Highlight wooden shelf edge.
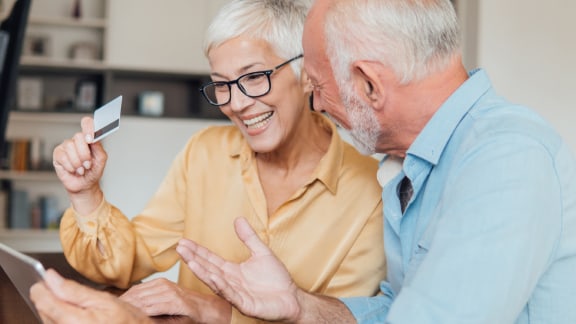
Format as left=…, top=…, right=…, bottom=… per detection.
left=29, top=16, right=107, bottom=28
left=21, top=56, right=107, bottom=70
left=9, top=110, right=89, bottom=124
left=20, top=57, right=213, bottom=76
left=0, top=229, right=62, bottom=253
left=0, top=170, right=58, bottom=181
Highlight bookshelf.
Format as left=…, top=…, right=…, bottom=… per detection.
left=0, top=0, right=230, bottom=253
left=0, top=111, right=80, bottom=235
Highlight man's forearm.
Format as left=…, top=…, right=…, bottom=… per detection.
left=294, top=289, right=356, bottom=324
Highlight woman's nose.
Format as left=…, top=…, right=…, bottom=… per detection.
left=228, top=84, right=254, bottom=112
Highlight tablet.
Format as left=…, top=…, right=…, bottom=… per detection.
left=0, top=242, right=46, bottom=321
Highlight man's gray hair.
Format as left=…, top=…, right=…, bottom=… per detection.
left=325, top=0, right=461, bottom=85
left=204, top=0, right=311, bottom=78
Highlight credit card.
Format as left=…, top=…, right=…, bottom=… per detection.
left=93, top=95, right=122, bottom=143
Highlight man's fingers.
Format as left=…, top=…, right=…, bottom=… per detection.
left=184, top=254, right=240, bottom=303
left=178, top=239, right=240, bottom=297
left=234, top=217, right=271, bottom=257
left=178, top=238, right=227, bottom=268
left=119, top=278, right=172, bottom=310
left=177, top=241, right=224, bottom=280
left=30, top=280, right=82, bottom=324
left=43, top=269, right=108, bottom=307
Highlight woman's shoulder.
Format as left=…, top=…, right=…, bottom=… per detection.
left=340, top=141, right=379, bottom=171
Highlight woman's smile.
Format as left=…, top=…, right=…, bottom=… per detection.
left=243, top=111, right=274, bottom=130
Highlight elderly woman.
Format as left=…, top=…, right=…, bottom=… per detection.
left=52, top=0, right=385, bottom=323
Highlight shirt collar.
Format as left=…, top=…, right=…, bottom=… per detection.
left=406, top=68, right=492, bottom=165
left=229, top=112, right=343, bottom=194
left=311, top=113, right=343, bottom=194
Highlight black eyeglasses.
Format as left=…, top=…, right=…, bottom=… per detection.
left=199, top=54, right=303, bottom=107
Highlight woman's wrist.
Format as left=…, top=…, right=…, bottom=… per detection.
left=69, top=186, right=104, bottom=216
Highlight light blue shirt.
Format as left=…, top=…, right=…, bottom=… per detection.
left=342, top=69, right=576, bottom=323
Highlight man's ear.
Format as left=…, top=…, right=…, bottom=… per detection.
left=300, top=69, right=314, bottom=93
left=351, top=61, right=386, bottom=110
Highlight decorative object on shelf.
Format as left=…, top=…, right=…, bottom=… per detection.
left=75, top=80, right=97, bottom=111
left=23, top=34, right=51, bottom=57
left=3, top=138, right=31, bottom=171
left=1, top=138, right=50, bottom=171
left=44, top=95, right=74, bottom=112
left=28, top=137, right=43, bottom=171
left=72, top=0, right=82, bottom=19
left=69, top=42, right=99, bottom=61
left=138, top=91, right=164, bottom=117
left=38, top=195, right=61, bottom=229
left=17, top=77, right=43, bottom=110
left=9, top=189, right=29, bottom=229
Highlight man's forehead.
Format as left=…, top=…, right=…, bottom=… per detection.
left=303, top=1, right=331, bottom=60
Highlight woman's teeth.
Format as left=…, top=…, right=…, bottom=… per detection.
left=244, top=112, right=273, bottom=129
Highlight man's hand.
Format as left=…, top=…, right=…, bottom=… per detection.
left=120, top=277, right=232, bottom=323
left=30, top=269, right=152, bottom=324
left=177, top=217, right=302, bottom=322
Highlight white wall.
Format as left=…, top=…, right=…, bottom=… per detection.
left=472, top=0, right=576, bottom=152
left=106, top=0, right=229, bottom=73
left=100, top=117, right=229, bottom=217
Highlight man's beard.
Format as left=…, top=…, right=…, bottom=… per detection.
left=342, top=89, right=380, bottom=155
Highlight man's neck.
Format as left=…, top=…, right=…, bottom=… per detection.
left=376, top=55, right=469, bottom=157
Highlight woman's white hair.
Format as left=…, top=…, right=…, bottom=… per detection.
left=204, top=0, right=311, bottom=78
left=325, top=0, right=461, bottom=85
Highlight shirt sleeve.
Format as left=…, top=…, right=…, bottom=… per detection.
left=386, top=134, right=563, bottom=323
left=60, top=146, right=191, bottom=288
left=340, top=281, right=394, bottom=323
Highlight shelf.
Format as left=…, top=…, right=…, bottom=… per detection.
left=0, top=170, right=58, bottom=181
left=29, top=15, right=107, bottom=28
left=0, top=229, right=61, bottom=252
left=21, top=55, right=107, bottom=70
left=9, top=110, right=89, bottom=124
left=108, top=65, right=208, bottom=77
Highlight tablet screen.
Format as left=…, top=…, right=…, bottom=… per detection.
left=0, top=242, right=46, bottom=321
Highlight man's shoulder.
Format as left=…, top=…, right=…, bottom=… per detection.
left=464, top=102, right=563, bottom=154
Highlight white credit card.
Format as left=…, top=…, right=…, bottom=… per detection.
left=93, top=95, right=122, bottom=143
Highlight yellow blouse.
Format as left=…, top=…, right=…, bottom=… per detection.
left=60, top=113, right=385, bottom=323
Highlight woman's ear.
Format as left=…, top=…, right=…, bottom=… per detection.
left=351, top=61, right=386, bottom=111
